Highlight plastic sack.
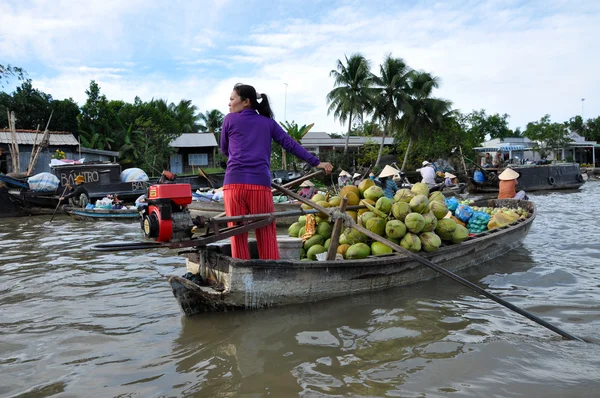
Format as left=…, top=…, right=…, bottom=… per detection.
left=467, top=211, right=491, bottom=233
left=85, top=203, right=95, bottom=210
left=120, top=168, right=149, bottom=182
left=27, top=172, right=60, bottom=192
left=487, top=212, right=520, bottom=230
left=446, top=197, right=459, bottom=212
left=455, top=204, right=473, bottom=223
left=473, top=170, right=485, bottom=183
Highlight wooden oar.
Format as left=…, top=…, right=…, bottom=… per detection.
left=271, top=182, right=586, bottom=343
left=49, top=186, right=69, bottom=222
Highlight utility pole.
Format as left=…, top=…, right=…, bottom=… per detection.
left=284, top=82, right=288, bottom=122
left=581, top=98, right=585, bottom=120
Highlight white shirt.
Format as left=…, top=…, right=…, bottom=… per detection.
left=417, top=166, right=436, bottom=185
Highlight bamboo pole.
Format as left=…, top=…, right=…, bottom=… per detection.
left=27, top=110, right=53, bottom=175
left=326, top=196, right=348, bottom=260
left=8, top=111, right=20, bottom=173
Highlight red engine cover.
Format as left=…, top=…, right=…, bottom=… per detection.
left=148, top=184, right=192, bottom=206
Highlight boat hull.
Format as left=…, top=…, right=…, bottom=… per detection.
left=169, top=199, right=535, bottom=316
left=64, top=206, right=141, bottom=222
left=187, top=200, right=302, bottom=226
left=469, top=164, right=585, bottom=193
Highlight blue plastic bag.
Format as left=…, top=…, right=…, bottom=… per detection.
left=467, top=211, right=491, bottom=233
left=85, top=203, right=95, bottom=210
left=455, top=204, right=473, bottom=223
left=446, top=197, right=459, bottom=212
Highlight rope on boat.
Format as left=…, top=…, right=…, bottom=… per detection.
left=330, top=209, right=354, bottom=227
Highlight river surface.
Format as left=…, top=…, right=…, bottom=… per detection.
left=1, top=184, right=600, bottom=397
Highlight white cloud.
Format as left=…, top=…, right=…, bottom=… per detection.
left=2, top=0, right=599, bottom=136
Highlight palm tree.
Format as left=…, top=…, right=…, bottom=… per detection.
left=171, top=99, right=200, bottom=133
left=280, top=121, right=314, bottom=170
left=399, top=71, right=453, bottom=171
left=118, top=122, right=144, bottom=168
left=198, top=109, right=225, bottom=168
left=326, top=54, right=374, bottom=153
left=371, top=55, right=411, bottom=169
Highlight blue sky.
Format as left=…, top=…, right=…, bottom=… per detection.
left=1, top=0, right=599, bottom=135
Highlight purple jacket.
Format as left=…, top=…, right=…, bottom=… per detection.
left=220, top=109, right=320, bottom=187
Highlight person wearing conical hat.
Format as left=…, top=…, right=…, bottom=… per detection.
left=498, top=168, right=527, bottom=199
left=337, top=170, right=352, bottom=187
left=298, top=180, right=316, bottom=199
left=61, top=175, right=90, bottom=208
left=352, top=172, right=362, bottom=187
left=444, top=172, right=458, bottom=187
left=378, top=165, right=400, bottom=199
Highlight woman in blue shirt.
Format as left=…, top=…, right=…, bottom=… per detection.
left=378, top=165, right=400, bottom=199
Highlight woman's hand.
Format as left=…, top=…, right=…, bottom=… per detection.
left=316, top=162, right=333, bottom=174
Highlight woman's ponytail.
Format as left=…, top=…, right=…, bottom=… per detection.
left=256, top=93, right=274, bottom=119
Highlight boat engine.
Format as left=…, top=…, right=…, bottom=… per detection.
left=140, top=183, right=194, bottom=242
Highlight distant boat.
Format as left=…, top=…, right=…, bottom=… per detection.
left=63, top=206, right=141, bottom=222
left=468, top=163, right=585, bottom=193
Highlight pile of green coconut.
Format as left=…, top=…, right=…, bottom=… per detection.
left=288, top=180, right=470, bottom=261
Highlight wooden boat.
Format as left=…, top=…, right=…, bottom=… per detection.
left=468, top=163, right=585, bottom=193
left=63, top=206, right=141, bottom=221
left=168, top=198, right=535, bottom=316
left=188, top=199, right=303, bottom=226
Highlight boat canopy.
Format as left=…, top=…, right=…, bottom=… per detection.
left=474, top=145, right=526, bottom=152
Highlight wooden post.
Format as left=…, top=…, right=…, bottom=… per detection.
left=27, top=110, right=53, bottom=176
left=8, top=111, right=20, bottom=174
left=458, top=146, right=468, bottom=178
left=326, top=197, right=348, bottom=260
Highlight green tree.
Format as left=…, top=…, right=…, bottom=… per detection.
left=0, top=64, right=26, bottom=87
left=171, top=99, right=200, bottom=133
left=279, top=121, right=314, bottom=170
left=327, top=53, right=374, bottom=153
left=51, top=98, right=80, bottom=133
left=524, top=114, right=573, bottom=159
left=465, top=110, right=515, bottom=140
left=583, top=116, right=600, bottom=142
left=371, top=54, right=411, bottom=169
left=398, top=71, right=453, bottom=170
left=0, top=80, right=53, bottom=129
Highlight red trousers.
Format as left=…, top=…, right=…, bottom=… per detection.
left=223, top=184, right=280, bottom=260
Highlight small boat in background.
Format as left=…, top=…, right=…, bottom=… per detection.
left=63, top=206, right=141, bottom=222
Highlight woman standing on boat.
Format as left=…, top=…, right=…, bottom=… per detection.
left=221, top=83, right=333, bottom=260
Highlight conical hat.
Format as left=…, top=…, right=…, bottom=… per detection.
left=299, top=180, right=315, bottom=187
left=352, top=173, right=361, bottom=179
left=379, top=165, right=400, bottom=178
left=498, top=168, right=519, bottom=180
left=339, top=170, right=351, bottom=177
left=444, top=172, right=456, bottom=179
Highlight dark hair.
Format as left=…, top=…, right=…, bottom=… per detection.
left=233, top=83, right=274, bottom=118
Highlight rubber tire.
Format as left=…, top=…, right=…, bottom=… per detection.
left=577, top=174, right=584, bottom=182
left=143, top=213, right=158, bottom=238
left=548, top=176, right=555, bottom=185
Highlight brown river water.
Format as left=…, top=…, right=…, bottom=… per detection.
left=1, top=184, right=600, bottom=397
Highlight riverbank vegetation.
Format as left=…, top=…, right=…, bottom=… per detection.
left=1, top=61, right=599, bottom=175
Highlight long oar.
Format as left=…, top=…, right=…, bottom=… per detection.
left=49, top=186, right=69, bottom=222
left=271, top=182, right=585, bottom=343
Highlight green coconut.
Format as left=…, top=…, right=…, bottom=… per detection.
left=317, top=221, right=332, bottom=239
left=375, top=197, right=394, bottom=215
left=400, top=232, right=421, bottom=252
left=394, top=188, right=414, bottom=203
left=421, top=211, right=438, bottom=232
left=411, top=182, right=430, bottom=197
left=391, top=201, right=411, bottom=222
left=345, top=228, right=368, bottom=244
left=420, top=232, right=442, bottom=252
left=409, top=194, right=429, bottom=214
left=358, top=211, right=377, bottom=227
left=307, top=244, right=326, bottom=260
left=371, top=241, right=393, bottom=255
left=404, top=212, right=426, bottom=234
left=451, top=224, right=470, bottom=244
left=298, top=226, right=306, bottom=238
left=385, top=219, right=407, bottom=239
left=288, top=222, right=302, bottom=237
left=297, top=215, right=307, bottom=225
left=363, top=185, right=385, bottom=202
left=435, top=218, right=457, bottom=241
left=346, top=242, right=371, bottom=259
left=304, top=234, right=324, bottom=250
left=428, top=191, right=445, bottom=203
left=365, top=217, right=386, bottom=237
left=428, top=200, right=449, bottom=220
